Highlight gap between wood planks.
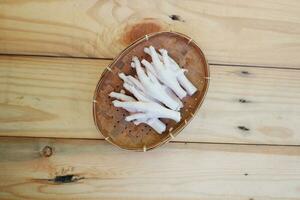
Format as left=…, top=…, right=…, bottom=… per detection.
left=1, top=53, right=300, bottom=71
left=0, top=135, right=299, bottom=148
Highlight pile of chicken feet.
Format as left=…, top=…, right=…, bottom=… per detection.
left=109, top=46, right=197, bottom=134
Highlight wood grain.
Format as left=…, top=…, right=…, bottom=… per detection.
left=0, top=55, right=102, bottom=138
left=1, top=0, right=300, bottom=67
left=0, top=137, right=300, bottom=200
left=0, top=55, right=299, bottom=145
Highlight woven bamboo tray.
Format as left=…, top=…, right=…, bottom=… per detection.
left=93, top=32, right=209, bottom=151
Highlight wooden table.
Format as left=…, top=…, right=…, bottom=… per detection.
left=0, top=1, right=300, bottom=199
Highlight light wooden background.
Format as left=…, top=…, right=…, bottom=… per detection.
left=0, top=0, right=300, bottom=199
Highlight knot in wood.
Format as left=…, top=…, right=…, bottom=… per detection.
left=42, top=145, right=53, bottom=157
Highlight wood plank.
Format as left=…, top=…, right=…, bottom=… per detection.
left=0, top=0, right=300, bottom=67
left=0, top=137, right=300, bottom=200
left=0, top=55, right=299, bottom=145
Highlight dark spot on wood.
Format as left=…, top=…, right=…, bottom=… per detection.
left=122, top=20, right=164, bottom=45
left=239, top=98, right=250, bottom=103
left=244, top=173, right=248, bottom=176
left=241, top=70, right=250, bottom=75
left=239, top=99, right=246, bottom=103
left=49, top=175, right=84, bottom=184
left=238, top=126, right=250, bottom=131
left=169, top=14, right=185, bottom=22
left=249, top=198, right=254, bottom=200
left=42, top=146, right=53, bottom=157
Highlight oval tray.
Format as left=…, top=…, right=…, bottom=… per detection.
left=93, top=32, right=209, bottom=151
